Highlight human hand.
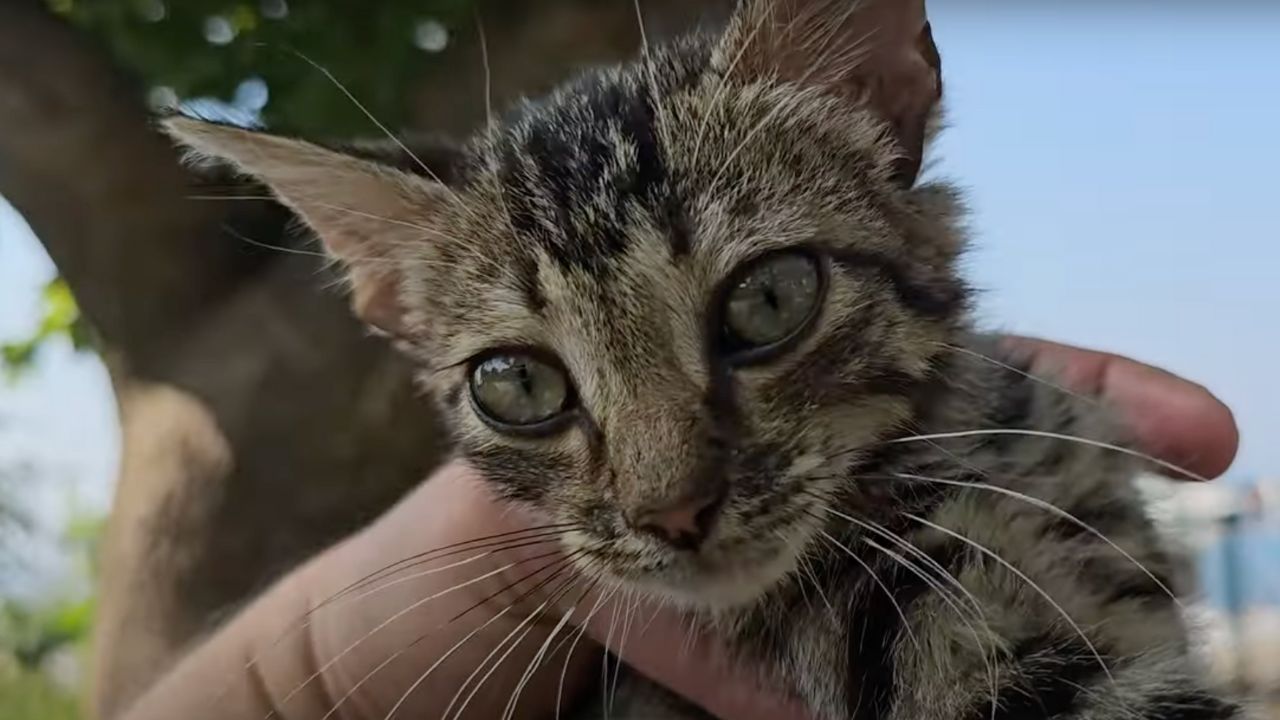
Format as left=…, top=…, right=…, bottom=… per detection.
left=122, top=338, right=1238, bottom=720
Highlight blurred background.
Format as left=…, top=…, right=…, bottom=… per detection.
left=0, top=1, right=1276, bottom=718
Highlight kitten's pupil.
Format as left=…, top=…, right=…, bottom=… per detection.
left=470, top=353, right=571, bottom=430
left=722, top=252, right=823, bottom=361
left=762, top=286, right=780, bottom=311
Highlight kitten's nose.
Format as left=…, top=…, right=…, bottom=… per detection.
left=630, top=491, right=725, bottom=551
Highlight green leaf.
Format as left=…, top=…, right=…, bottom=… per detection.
left=1, top=278, right=97, bottom=382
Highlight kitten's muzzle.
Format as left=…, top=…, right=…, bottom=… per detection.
left=627, top=487, right=727, bottom=551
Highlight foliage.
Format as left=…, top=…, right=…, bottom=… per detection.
left=0, top=662, right=82, bottom=720
left=0, top=278, right=95, bottom=382
left=50, top=0, right=487, bottom=136
left=0, top=464, right=32, bottom=548
left=0, top=510, right=102, bottom=720
left=0, top=599, right=94, bottom=670
left=0, top=508, right=101, bottom=665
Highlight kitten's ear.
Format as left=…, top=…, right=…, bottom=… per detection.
left=719, top=0, right=942, bottom=186
left=163, top=116, right=447, bottom=337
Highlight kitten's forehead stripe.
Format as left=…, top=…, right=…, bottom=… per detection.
left=481, top=44, right=710, bottom=276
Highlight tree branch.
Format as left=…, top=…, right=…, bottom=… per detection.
left=0, top=2, right=265, bottom=370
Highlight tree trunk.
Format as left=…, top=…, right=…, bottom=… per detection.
left=0, top=1, right=730, bottom=717
left=0, top=5, right=448, bottom=716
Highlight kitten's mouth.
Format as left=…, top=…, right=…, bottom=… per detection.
left=590, top=520, right=814, bottom=610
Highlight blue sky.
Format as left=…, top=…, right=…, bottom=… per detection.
left=926, top=3, right=1279, bottom=478
left=0, top=4, right=1277, bottom=599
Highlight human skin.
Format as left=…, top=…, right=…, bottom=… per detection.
left=121, top=336, right=1239, bottom=720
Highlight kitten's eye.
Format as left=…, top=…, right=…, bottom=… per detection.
left=721, top=251, right=823, bottom=361
left=470, top=353, right=572, bottom=431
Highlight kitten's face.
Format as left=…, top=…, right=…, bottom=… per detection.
left=167, top=0, right=962, bottom=609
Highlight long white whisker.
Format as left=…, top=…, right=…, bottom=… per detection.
left=608, top=590, right=636, bottom=716
left=442, top=610, right=545, bottom=720
left=806, top=497, right=1000, bottom=711
left=888, top=429, right=1209, bottom=482
left=904, top=513, right=1115, bottom=683
left=860, top=535, right=1002, bottom=716
left=807, top=499, right=985, bottom=619
left=368, top=554, right=577, bottom=720
left=936, top=342, right=1099, bottom=411
left=284, top=48, right=477, bottom=220
left=706, top=98, right=795, bottom=198
left=501, top=576, right=594, bottom=720
left=444, top=571, right=581, bottom=720
left=818, top=530, right=920, bottom=651
left=556, top=583, right=619, bottom=720
left=890, top=471, right=1183, bottom=608
left=321, top=602, right=516, bottom=720
left=216, top=526, right=574, bottom=713
left=692, top=3, right=769, bottom=172
left=631, top=0, right=649, bottom=53
left=273, top=553, right=555, bottom=715
left=315, top=552, right=567, bottom=720
left=475, top=9, right=495, bottom=129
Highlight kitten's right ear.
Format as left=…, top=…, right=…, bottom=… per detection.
left=718, top=0, right=942, bottom=187
left=163, top=116, right=450, bottom=337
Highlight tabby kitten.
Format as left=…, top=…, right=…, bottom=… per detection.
left=166, top=0, right=1248, bottom=718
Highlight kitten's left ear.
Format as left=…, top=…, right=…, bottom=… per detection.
left=164, top=116, right=449, bottom=337
left=719, top=0, right=942, bottom=186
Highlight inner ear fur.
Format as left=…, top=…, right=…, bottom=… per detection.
left=718, top=0, right=943, bottom=186
left=163, top=116, right=454, bottom=336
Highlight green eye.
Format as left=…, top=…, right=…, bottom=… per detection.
left=721, top=251, right=823, bottom=360
left=470, top=353, right=572, bottom=430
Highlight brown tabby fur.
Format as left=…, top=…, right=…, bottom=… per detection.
left=165, top=1, right=1249, bottom=718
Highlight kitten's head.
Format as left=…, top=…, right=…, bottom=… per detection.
left=167, top=0, right=967, bottom=609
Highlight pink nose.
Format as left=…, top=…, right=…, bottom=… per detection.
left=631, top=491, right=725, bottom=550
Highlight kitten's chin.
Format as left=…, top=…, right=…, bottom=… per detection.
left=618, top=539, right=805, bottom=611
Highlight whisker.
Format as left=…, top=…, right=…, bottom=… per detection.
left=691, top=2, right=769, bottom=171
left=887, top=429, right=1209, bottom=482
left=214, top=524, right=574, bottom=711
left=438, top=567, right=583, bottom=720
left=600, top=586, right=626, bottom=720
left=904, top=513, right=1115, bottom=683
left=215, top=223, right=448, bottom=268
left=376, top=552, right=582, bottom=720
left=217, top=224, right=341, bottom=262
left=268, top=549, right=563, bottom=715
left=475, top=8, right=495, bottom=130
left=316, top=549, right=578, bottom=720
left=556, top=582, right=619, bottom=720
left=793, top=497, right=972, bottom=614
left=193, top=193, right=442, bottom=235
left=608, top=589, right=642, bottom=716
left=501, top=568, right=602, bottom=720
left=859, top=534, right=1003, bottom=720
left=282, top=47, right=478, bottom=221
left=797, top=492, right=986, bottom=618
left=885, top=471, right=1183, bottom=608
left=935, top=342, right=1099, bottom=411
left=631, top=0, right=649, bottom=54
left=322, top=524, right=578, bottom=609
left=706, top=98, right=795, bottom=198
left=817, top=530, right=920, bottom=651
left=784, top=527, right=835, bottom=617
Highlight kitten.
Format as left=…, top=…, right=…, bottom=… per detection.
left=165, top=0, right=1249, bottom=718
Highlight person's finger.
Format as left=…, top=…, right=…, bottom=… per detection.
left=579, top=605, right=813, bottom=720
left=123, top=465, right=600, bottom=720
left=999, top=336, right=1239, bottom=480
left=295, top=466, right=599, bottom=720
